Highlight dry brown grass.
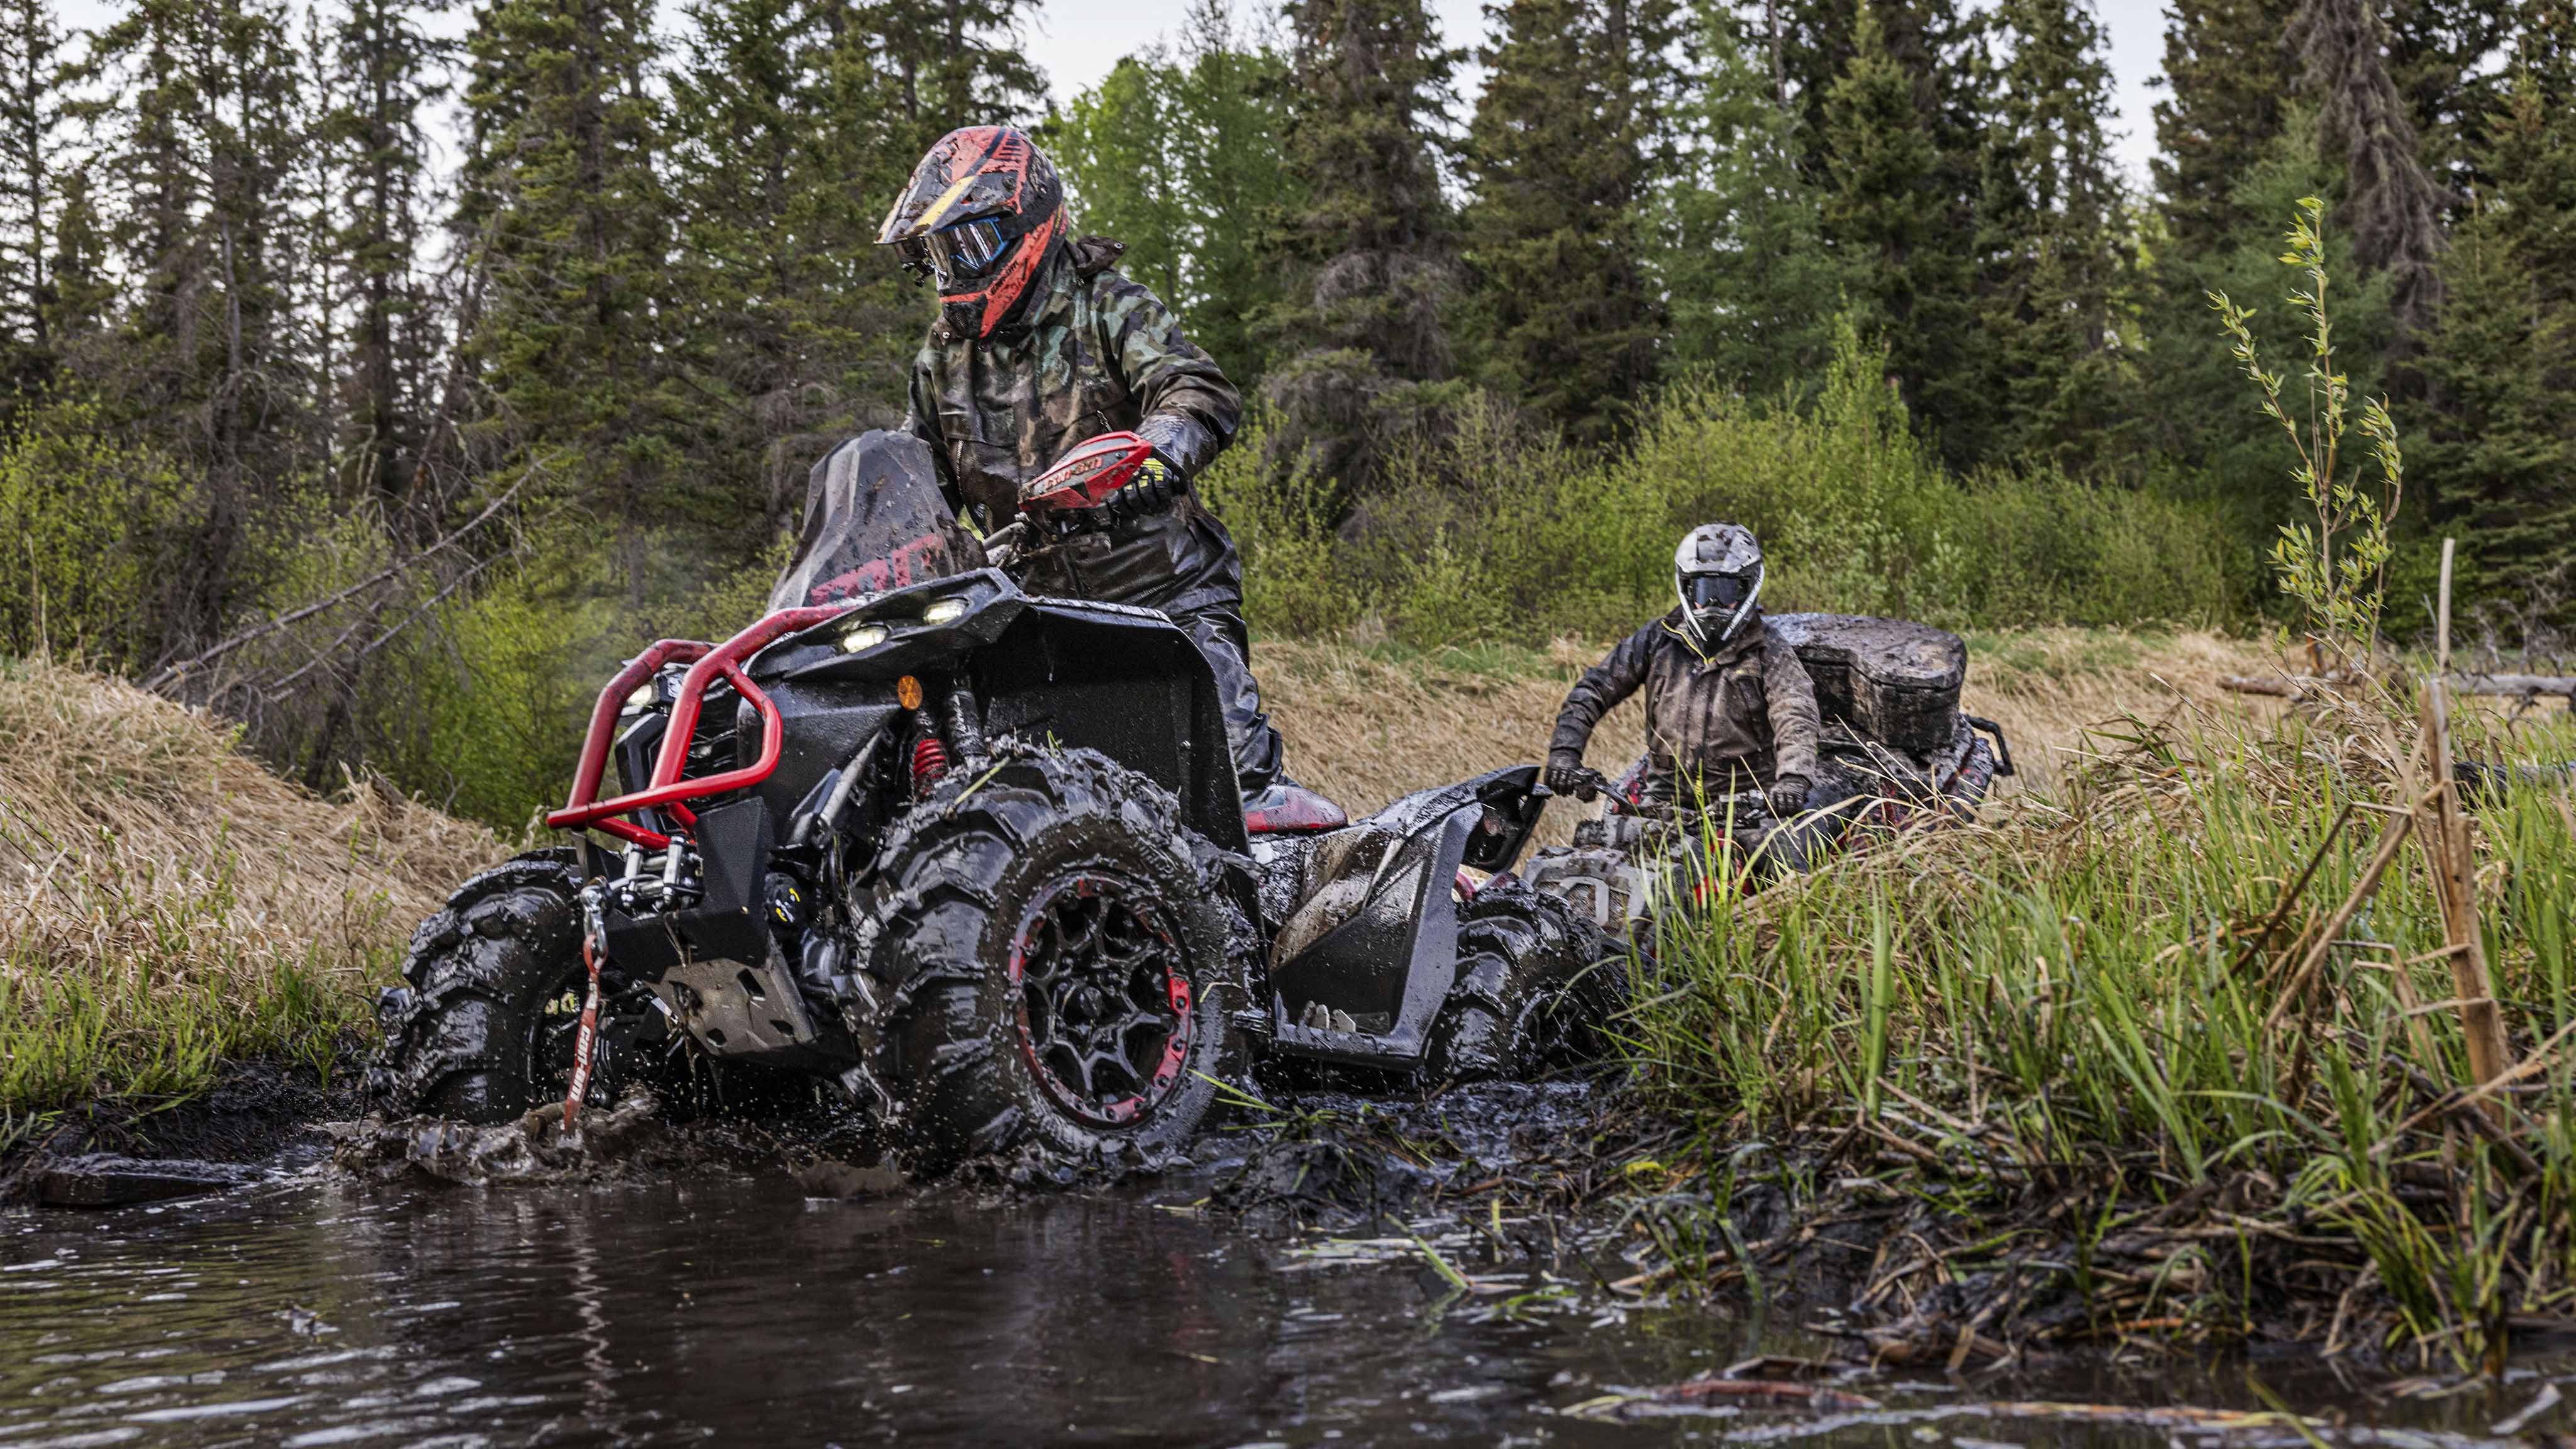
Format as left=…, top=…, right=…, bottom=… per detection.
left=1, top=655, right=501, bottom=1114
left=1260, top=627, right=2287, bottom=841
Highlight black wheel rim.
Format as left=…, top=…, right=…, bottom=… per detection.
left=1008, top=873, right=1192, bottom=1127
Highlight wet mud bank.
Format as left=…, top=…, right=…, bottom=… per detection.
left=0, top=1050, right=364, bottom=1208
left=11, top=1074, right=2576, bottom=1446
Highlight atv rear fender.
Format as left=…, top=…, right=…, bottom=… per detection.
left=1263, top=766, right=1545, bottom=1067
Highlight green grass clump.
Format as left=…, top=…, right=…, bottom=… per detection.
left=1, top=654, right=499, bottom=1124
left=1623, top=708, right=2576, bottom=1363
left=0, top=845, right=376, bottom=1117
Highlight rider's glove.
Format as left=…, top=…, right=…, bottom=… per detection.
left=1106, top=452, right=1184, bottom=522
left=1545, top=752, right=1597, bottom=801
left=1767, top=774, right=1811, bottom=816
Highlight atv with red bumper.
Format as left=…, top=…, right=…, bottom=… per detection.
left=369, top=431, right=1611, bottom=1172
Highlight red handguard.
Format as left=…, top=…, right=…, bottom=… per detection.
left=1019, top=431, right=1152, bottom=516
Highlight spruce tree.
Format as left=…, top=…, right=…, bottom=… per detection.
left=1971, top=0, right=2130, bottom=468
left=1820, top=0, right=1981, bottom=458
left=1262, top=0, right=1458, bottom=495
left=0, top=0, right=67, bottom=398
left=455, top=0, right=689, bottom=571
left=859, top=0, right=1044, bottom=150
left=316, top=0, right=448, bottom=512
left=2150, top=0, right=2299, bottom=257
left=1462, top=0, right=1679, bottom=441
left=2292, top=0, right=2449, bottom=331
left=667, top=0, right=918, bottom=543
left=2420, top=31, right=2576, bottom=614
left=1663, top=0, right=1849, bottom=395
left=1772, top=0, right=1979, bottom=182
left=2383, top=0, right=2514, bottom=202
left=75, top=0, right=316, bottom=655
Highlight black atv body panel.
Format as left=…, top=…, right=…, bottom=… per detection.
left=739, top=570, right=1246, bottom=853
left=587, top=568, right=1252, bottom=1064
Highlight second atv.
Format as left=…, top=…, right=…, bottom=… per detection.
left=1512, top=613, right=2014, bottom=940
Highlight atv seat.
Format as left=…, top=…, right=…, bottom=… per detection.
left=1243, top=782, right=1348, bottom=835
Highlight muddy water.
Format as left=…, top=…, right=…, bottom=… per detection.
left=2, top=1150, right=2566, bottom=1448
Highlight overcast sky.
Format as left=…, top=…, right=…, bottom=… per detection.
left=1032, top=0, right=2172, bottom=183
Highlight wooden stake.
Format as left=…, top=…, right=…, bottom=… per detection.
left=2263, top=804, right=2421, bottom=1033
left=2422, top=538, right=2513, bottom=1124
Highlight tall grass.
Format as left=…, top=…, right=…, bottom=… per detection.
left=1622, top=704, right=2576, bottom=1362
left=1203, top=321, right=2257, bottom=647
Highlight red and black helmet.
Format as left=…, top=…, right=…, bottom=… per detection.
left=879, top=126, right=1068, bottom=340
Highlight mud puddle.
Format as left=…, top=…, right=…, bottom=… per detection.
left=6, top=1093, right=2575, bottom=1446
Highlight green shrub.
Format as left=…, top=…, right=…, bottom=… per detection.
left=0, top=396, right=191, bottom=667
left=1206, top=319, right=2259, bottom=645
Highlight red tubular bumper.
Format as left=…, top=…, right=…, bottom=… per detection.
left=544, top=606, right=852, bottom=845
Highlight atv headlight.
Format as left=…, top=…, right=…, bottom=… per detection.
left=620, top=684, right=655, bottom=714
left=919, top=596, right=970, bottom=626
left=838, top=623, right=891, bottom=653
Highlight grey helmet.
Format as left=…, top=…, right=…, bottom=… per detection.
left=1675, top=523, right=1764, bottom=647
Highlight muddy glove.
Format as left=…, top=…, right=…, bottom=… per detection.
left=1106, top=452, right=1184, bottom=523
left=1767, top=774, right=1811, bottom=816
left=1545, top=752, right=1597, bottom=801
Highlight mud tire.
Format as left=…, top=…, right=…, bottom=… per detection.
left=863, top=747, right=1236, bottom=1175
left=1427, top=879, right=1621, bottom=1082
left=369, top=849, right=674, bottom=1123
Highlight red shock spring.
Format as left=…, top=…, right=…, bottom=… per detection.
left=911, top=736, right=951, bottom=789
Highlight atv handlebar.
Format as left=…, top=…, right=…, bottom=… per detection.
left=546, top=604, right=854, bottom=846
left=1541, top=765, right=1768, bottom=823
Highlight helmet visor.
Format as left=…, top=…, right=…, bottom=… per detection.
left=929, top=218, right=1008, bottom=288
left=1684, top=572, right=1755, bottom=614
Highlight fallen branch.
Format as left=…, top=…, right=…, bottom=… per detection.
left=140, top=458, right=547, bottom=694
left=2220, top=672, right=2575, bottom=704
left=1648, top=1377, right=1882, bottom=1411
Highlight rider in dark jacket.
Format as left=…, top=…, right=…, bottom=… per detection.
left=1547, top=524, right=1821, bottom=818
left=881, top=125, right=1284, bottom=796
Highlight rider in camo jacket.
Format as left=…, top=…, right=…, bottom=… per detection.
left=882, top=125, right=1284, bottom=797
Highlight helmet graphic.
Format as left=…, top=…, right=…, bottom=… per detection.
left=1674, top=523, right=1764, bottom=647
left=879, top=126, right=1068, bottom=340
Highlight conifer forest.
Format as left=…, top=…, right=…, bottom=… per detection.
left=0, top=0, right=2568, bottom=825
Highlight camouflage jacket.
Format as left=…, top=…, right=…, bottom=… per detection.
left=902, top=237, right=1245, bottom=609
left=1550, top=611, right=1821, bottom=795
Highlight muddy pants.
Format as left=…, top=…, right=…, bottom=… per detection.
left=1171, top=602, right=1283, bottom=795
